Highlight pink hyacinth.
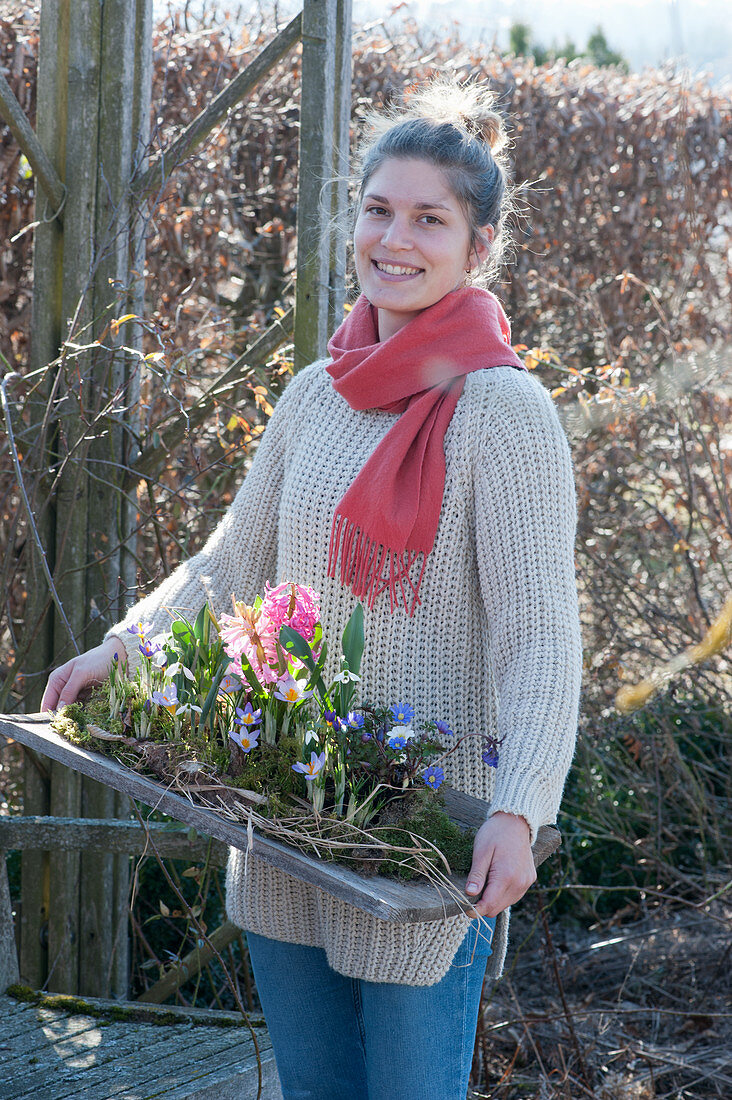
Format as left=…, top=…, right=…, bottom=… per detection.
left=219, top=583, right=320, bottom=686
left=219, top=602, right=279, bottom=685
left=259, top=582, right=320, bottom=643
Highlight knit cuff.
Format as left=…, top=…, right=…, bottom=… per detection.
left=486, top=768, right=562, bottom=846
left=104, top=628, right=142, bottom=676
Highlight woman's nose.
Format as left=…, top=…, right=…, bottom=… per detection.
left=380, top=217, right=412, bottom=251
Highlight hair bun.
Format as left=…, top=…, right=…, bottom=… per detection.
left=404, top=78, right=509, bottom=156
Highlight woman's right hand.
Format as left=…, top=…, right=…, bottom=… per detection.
left=41, top=635, right=127, bottom=712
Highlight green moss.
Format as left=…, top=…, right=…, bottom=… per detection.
left=49, top=712, right=86, bottom=743
left=5, top=985, right=264, bottom=1028
left=369, top=792, right=475, bottom=879
left=6, top=983, right=36, bottom=1003
left=230, top=736, right=302, bottom=800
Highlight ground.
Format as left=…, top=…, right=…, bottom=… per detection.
left=470, top=904, right=732, bottom=1100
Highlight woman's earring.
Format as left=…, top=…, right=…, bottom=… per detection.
left=463, top=267, right=473, bottom=286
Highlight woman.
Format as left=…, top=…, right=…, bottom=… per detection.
left=43, top=80, right=582, bottom=1099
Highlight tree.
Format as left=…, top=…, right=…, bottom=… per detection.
left=586, top=28, right=628, bottom=70
left=509, top=22, right=531, bottom=57
left=507, top=21, right=626, bottom=70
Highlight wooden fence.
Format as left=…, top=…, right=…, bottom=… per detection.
left=0, top=0, right=352, bottom=997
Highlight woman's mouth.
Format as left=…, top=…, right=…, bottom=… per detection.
left=372, top=260, right=423, bottom=280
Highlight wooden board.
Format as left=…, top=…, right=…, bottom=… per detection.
left=0, top=993, right=282, bottom=1100
left=0, top=715, right=559, bottom=924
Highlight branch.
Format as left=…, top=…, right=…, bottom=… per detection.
left=0, top=68, right=65, bottom=217
left=0, top=367, right=79, bottom=655
left=130, top=306, right=293, bottom=480
left=134, top=13, right=302, bottom=198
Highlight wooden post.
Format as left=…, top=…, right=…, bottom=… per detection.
left=0, top=855, right=20, bottom=992
left=329, top=0, right=353, bottom=332
left=21, top=0, right=69, bottom=993
left=21, top=0, right=153, bottom=998
left=293, top=0, right=352, bottom=368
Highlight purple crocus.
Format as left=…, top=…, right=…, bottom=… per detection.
left=324, top=710, right=346, bottom=733
left=127, top=620, right=154, bottom=639
left=152, top=683, right=178, bottom=713
left=235, top=702, right=262, bottom=729
left=292, top=751, right=326, bottom=779
left=229, top=728, right=259, bottom=753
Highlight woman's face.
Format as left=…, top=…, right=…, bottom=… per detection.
left=353, top=156, right=488, bottom=342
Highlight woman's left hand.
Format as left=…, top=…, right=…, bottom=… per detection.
left=465, top=811, right=537, bottom=918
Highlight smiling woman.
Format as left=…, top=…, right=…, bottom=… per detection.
left=43, top=77, right=582, bottom=1100
left=354, top=158, right=487, bottom=340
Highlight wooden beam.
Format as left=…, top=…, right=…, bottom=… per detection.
left=134, top=12, right=303, bottom=199
left=0, top=817, right=227, bottom=863
left=0, top=855, right=20, bottom=993
left=328, top=0, right=352, bottom=332
left=294, top=0, right=337, bottom=367
left=136, top=920, right=239, bottom=1004
left=0, top=69, right=66, bottom=216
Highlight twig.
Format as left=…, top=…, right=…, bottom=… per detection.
left=537, top=888, right=594, bottom=1091
left=0, top=366, right=80, bottom=654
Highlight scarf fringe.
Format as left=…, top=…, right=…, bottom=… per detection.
left=328, top=513, right=427, bottom=618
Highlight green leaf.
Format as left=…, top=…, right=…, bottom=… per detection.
left=171, top=618, right=194, bottom=647
left=279, top=625, right=316, bottom=671
left=237, top=655, right=266, bottom=696
left=200, top=665, right=227, bottom=727
left=341, top=604, right=364, bottom=675
left=193, top=604, right=210, bottom=646
left=280, top=627, right=332, bottom=708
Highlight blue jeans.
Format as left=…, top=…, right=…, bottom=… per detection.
left=246, top=917, right=495, bottom=1100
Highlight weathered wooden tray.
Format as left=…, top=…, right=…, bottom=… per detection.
left=0, top=714, right=559, bottom=924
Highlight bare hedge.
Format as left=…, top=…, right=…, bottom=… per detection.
left=1, top=6, right=730, bottom=715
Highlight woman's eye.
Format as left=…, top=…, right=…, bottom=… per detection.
left=420, top=214, right=442, bottom=225
left=366, top=205, right=388, bottom=216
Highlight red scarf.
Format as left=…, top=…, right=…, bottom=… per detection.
left=326, top=286, right=526, bottom=615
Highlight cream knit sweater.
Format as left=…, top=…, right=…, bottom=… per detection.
left=108, top=359, right=582, bottom=986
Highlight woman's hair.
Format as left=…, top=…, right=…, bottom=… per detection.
left=353, top=79, right=513, bottom=284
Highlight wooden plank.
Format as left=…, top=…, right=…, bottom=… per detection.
left=47, top=761, right=81, bottom=994
left=0, top=716, right=560, bottom=923
left=0, top=716, right=476, bottom=922
left=21, top=0, right=68, bottom=988
left=79, top=781, right=118, bottom=998
left=0, top=817, right=227, bottom=863
left=1, top=1008, right=102, bottom=1075
left=19, top=751, right=49, bottom=989
left=0, top=853, right=19, bottom=992
left=0, top=994, right=280, bottom=1100
left=328, top=0, right=352, bottom=333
